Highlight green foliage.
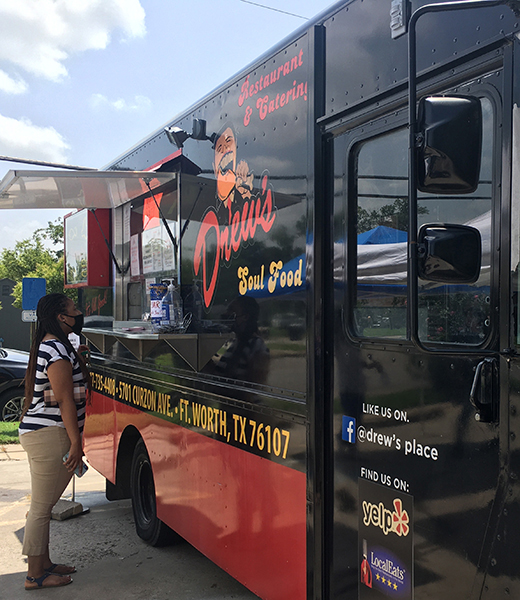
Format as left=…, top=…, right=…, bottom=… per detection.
left=0, top=421, right=19, bottom=444
left=357, top=198, right=429, bottom=233
left=420, top=291, right=489, bottom=344
left=66, top=256, right=87, bottom=285
left=0, top=219, right=75, bottom=309
left=40, top=220, right=64, bottom=248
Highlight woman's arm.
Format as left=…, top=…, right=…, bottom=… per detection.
left=47, top=358, right=83, bottom=472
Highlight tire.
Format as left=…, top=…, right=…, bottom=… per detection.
left=130, top=438, right=175, bottom=546
left=0, top=387, right=25, bottom=422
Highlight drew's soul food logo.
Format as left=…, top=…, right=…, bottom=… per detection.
left=194, top=124, right=277, bottom=309
left=362, top=498, right=410, bottom=537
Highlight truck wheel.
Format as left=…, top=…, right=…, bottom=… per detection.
left=130, top=439, right=175, bottom=546
left=0, top=388, right=25, bottom=422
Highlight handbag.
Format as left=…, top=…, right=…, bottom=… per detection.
left=43, top=383, right=87, bottom=407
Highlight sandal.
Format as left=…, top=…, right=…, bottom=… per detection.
left=25, top=572, right=73, bottom=591
left=45, top=563, right=76, bottom=575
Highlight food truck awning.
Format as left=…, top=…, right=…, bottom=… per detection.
left=0, top=170, right=176, bottom=210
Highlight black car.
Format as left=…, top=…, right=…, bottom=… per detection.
left=0, top=347, right=28, bottom=421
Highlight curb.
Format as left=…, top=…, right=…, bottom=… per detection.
left=0, top=443, right=27, bottom=461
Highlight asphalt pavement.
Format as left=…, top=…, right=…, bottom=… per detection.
left=0, top=443, right=259, bottom=599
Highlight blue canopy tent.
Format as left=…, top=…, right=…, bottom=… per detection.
left=247, top=227, right=408, bottom=298
left=357, top=225, right=407, bottom=245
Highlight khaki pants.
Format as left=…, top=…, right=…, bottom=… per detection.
left=19, top=426, right=73, bottom=556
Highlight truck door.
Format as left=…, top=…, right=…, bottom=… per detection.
left=329, top=71, right=505, bottom=599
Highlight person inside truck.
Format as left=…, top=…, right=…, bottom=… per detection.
left=209, top=296, right=269, bottom=385
left=18, top=293, right=90, bottom=590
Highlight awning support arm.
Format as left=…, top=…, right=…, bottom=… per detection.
left=180, top=184, right=203, bottom=240
left=144, top=178, right=179, bottom=256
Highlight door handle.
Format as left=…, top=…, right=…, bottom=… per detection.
left=469, top=357, right=498, bottom=423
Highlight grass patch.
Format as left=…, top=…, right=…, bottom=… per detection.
left=0, top=421, right=20, bottom=444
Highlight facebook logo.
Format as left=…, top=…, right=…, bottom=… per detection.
left=342, top=416, right=356, bottom=443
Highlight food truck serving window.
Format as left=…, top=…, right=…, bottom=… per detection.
left=117, top=181, right=179, bottom=321
left=0, top=167, right=177, bottom=329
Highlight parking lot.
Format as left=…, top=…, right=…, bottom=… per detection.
left=0, top=443, right=259, bottom=599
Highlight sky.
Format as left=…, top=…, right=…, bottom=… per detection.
left=0, top=0, right=336, bottom=251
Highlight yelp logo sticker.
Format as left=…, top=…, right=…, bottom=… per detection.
left=362, top=498, right=410, bottom=537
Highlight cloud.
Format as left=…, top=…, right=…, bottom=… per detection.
left=0, top=0, right=146, bottom=83
left=0, top=70, right=28, bottom=94
left=90, top=93, right=152, bottom=112
left=0, top=209, right=70, bottom=251
left=0, top=113, right=69, bottom=163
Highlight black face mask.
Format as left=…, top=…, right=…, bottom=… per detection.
left=65, top=313, right=84, bottom=336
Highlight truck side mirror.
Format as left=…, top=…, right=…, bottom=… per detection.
left=417, top=223, right=481, bottom=283
left=416, top=96, right=482, bottom=194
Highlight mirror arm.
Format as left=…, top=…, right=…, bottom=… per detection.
left=408, top=0, right=516, bottom=352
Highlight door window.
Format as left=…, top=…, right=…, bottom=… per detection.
left=352, top=97, right=494, bottom=345
left=354, top=127, right=408, bottom=339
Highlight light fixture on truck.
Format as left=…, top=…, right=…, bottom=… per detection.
left=164, top=119, right=216, bottom=149
left=164, top=126, right=190, bottom=149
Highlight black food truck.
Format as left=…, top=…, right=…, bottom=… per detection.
left=2, top=0, right=520, bottom=598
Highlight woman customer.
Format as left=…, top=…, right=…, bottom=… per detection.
left=19, top=293, right=90, bottom=590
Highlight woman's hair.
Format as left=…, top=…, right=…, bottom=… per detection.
left=23, top=293, right=90, bottom=414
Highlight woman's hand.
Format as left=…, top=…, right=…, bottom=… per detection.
left=47, top=359, right=83, bottom=472
left=64, top=441, right=84, bottom=473
left=78, top=344, right=90, bottom=366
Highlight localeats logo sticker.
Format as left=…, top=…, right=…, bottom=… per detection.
left=363, top=546, right=409, bottom=597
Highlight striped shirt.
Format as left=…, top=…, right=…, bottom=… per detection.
left=19, top=339, right=86, bottom=435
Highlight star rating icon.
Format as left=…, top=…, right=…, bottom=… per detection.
left=373, top=568, right=402, bottom=592
left=374, top=572, right=400, bottom=591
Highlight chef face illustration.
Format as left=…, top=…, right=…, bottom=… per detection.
left=214, top=126, right=238, bottom=207
left=213, top=125, right=253, bottom=212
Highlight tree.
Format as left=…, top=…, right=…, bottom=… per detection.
left=357, top=197, right=429, bottom=233
left=0, top=219, right=75, bottom=309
